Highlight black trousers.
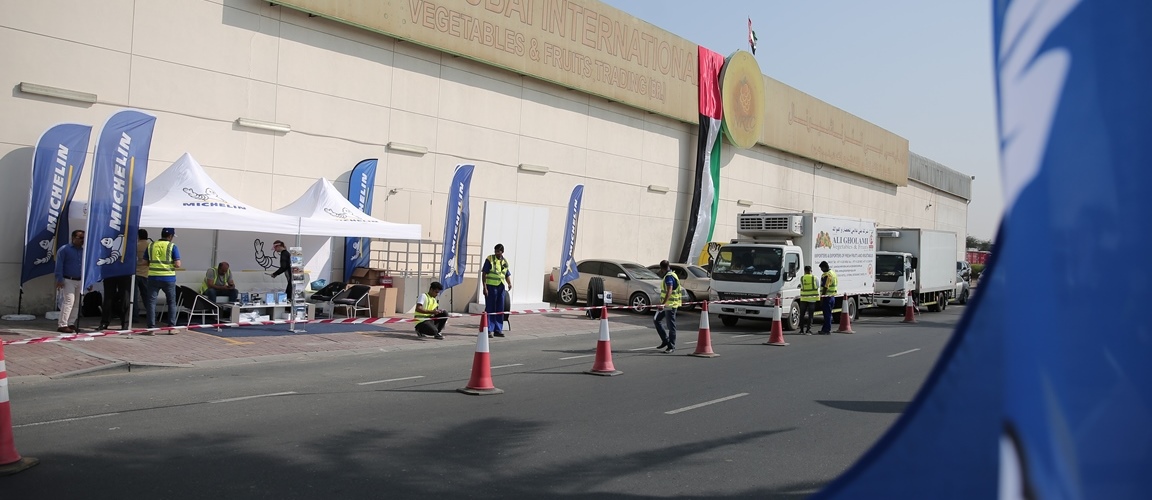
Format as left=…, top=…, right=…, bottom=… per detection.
left=798, top=301, right=818, bottom=331
left=100, top=275, right=133, bottom=327
left=415, top=312, right=448, bottom=336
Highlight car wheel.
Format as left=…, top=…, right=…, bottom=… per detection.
left=679, top=291, right=697, bottom=311
left=720, top=314, right=738, bottom=327
left=959, top=289, right=969, bottom=304
left=629, top=292, right=651, bottom=313
left=558, top=284, right=577, bottom=306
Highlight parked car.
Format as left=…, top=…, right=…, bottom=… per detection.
left=549, top=259, right=663, bottom=312
left=957, top=260, right=972, bottom=281
left=646, top=263, right=711, bottom=310
left=953, top=272, right=971, bottom=305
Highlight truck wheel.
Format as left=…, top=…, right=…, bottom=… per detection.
left=927, top=293, right=941, bottom=312
left=558, top=284, right=577, bottom=306
left=846, top=297, right=858, bottom=320
left=782, top=301, right=800, bottom=331
left=958, top=289, right=969, bottom=304
left=720, top=315, right=738, bottom=327
left=940, top=294, right=948, bottom=311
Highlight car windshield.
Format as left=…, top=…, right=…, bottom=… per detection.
left=623, top=263, right=661, bottom=280
left=876, top=254, right=904, bottom=282
left=711, top=247, right=783, bottom=283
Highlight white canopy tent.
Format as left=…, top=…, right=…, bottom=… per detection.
left=273, top=177, right=421, bottom=239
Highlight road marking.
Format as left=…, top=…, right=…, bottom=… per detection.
left=14, top=412, right=120, bottom=428
left=732, top=334, right=755, bottom=338
left=888, top=348, right=921, bottom=358
left=490, top=363, right=524, bottom=369
left=628, top=346, right=662, bottom=351
left=666, top=393, right=749, bottom=415
left=210, top=391, right=297, bottom=403
left=219, top=337, right=254, bottom=346
left=559, top=354, right=595, bottom=360
left=358, top=376, right=425, bottom=386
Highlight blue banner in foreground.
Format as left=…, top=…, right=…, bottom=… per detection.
left=343, top=158, right=377, bottom=283
left=83, top=110, right=156, bottom=290
left=438, top=164, right=474, bottom=289
left=816, top=2, right=1152, bottom=498
left=557, top=184, right=583, bottom=291
left=21, top=123, right=92, bottom=285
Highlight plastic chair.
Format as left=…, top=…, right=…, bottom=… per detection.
left=309, top=281, right=347, bottom=318
left=175, top=285, right=220, bottom=326
left=331, top=284, right=371, bottom=318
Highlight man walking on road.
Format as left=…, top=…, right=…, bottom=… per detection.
left=481, top=243, right=511, bottom=337
left=653, top=260, right=681, bottom=352
left=818, top=260, right=838, bottom=334
left=54, top=230, right=86, bottom=333
left=798, top=265, right=819, bottom=334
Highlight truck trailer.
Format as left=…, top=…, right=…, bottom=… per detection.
left=874, top=228, right=958, bottom=312
left=710, top=212, right=877, bottom=330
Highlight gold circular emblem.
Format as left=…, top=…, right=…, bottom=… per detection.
left=719, top=50, right=765, bottom=150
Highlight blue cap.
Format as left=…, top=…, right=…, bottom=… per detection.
left=162, top=227, right=176, bottom=236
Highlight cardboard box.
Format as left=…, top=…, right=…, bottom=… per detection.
left=369, top=286, right=398, bottom=317
left=351, top=267, right=393, bottom=286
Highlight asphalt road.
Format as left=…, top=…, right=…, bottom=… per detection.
left=3, top=306, right=964, bottom=499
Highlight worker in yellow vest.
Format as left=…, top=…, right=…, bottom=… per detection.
left=798, top=265, right=820, bottom=335
left=145, top=228, right=182, bottom=330
left=415, top=281, right=448, bottom=340
left=481, top=243, right=511, bottom=337
left=818, top=260, right=838, bottom=334
left=653, top=260, right=682, bottom=353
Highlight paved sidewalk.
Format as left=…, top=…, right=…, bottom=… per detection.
left=1, top=310, right=661, bottom=380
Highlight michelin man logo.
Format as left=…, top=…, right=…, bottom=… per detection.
left=351, top=238, right=364, bottom=260
left=253, top=239, right=275, bottom=270
left=183, top=187, right=224, bottom=202
left=324, top=207, right=370, bottom=222
left=32, top=239, right=55, bottom=265
left=96, top=234, right=125, bottom=266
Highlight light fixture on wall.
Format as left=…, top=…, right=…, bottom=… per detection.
left=236, top=118, right=292, bottom=133
left=925, top=203, right=933, bottom=211
left=19, top=82, right=97, bottom=104
left=518, top=163, right=549, bottom=174
left=737, top=199, right=754, bottom=207
left=387, top=142, right=428, bottom=155
left=647, top=184, right=670, bottom=193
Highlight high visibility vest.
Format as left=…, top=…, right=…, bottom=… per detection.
left=200, top=268, right=233, bottom=294
left=660, top=272, right=682, bottom=308
left=484, top=255, right=509, bottom=286
left=148, top=240, right=176, bottom=277
left=822, top=270, right=839, bottom=296
left=800, top=274, right=819, bottom=302
left=415, top=293, right=438, bottom=320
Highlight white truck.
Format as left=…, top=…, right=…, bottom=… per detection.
left=874, top=228, right=958, bottom=312
left=711, top=212, right=877, bottom=330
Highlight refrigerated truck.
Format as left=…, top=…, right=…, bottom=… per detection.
left=710, top=212, right=877, bottom=330
left=874, top=228, right=958, bottom=312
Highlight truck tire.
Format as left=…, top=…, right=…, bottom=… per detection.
left=586, top=278, right=604, bottom=319
left=720, top=315, right=738, bottom=327
left=927, top=292, right=942, bottom=312
left=846, top=297, right=858, bottom=320
left=782, top=300, right=800, bottom=331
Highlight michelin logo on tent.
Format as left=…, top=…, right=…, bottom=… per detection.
left=324, top=207, right=372, bottom=222
left=183, top=187, right=247, bottom=209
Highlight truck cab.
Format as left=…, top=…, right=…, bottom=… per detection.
left=875, top=250, right=915, bottom=307
left=711, top=242, right=804, bottom=329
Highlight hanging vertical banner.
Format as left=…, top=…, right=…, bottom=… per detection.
left=20, top=123, right=92, bottom=285
left=677, top=46, right=726, bottom=263
left=343, top=158, right=377, bottom=282
left=557, top=184, right=583, bottom=291
left=83, top=110, right=156, bottom=291
left=438, top=164, right=474, bottom=289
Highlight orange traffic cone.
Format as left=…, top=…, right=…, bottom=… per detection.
left=763, top=296, right=789, bottom=346
left=457, top=312, right=504, bottom=395
left=0, top=342, right=39, bottom=476
left=585, top=306, right=622, bottom=376
left=902, top=296, right=917, bottom=323
left=837, top=294, right=855, bottom=333
left=690, top=301, right=719, bottom=357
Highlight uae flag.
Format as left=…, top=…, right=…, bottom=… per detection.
left=677, top=47, right=726, bottom=264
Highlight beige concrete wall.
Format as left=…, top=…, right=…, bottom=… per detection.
left=0, top=0, right=963, bottom=314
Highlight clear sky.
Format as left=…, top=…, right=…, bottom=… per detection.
left=600, top=0, right=1002, bottom=240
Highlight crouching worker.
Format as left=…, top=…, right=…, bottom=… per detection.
left=415, top=281, right=448, bottom=340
